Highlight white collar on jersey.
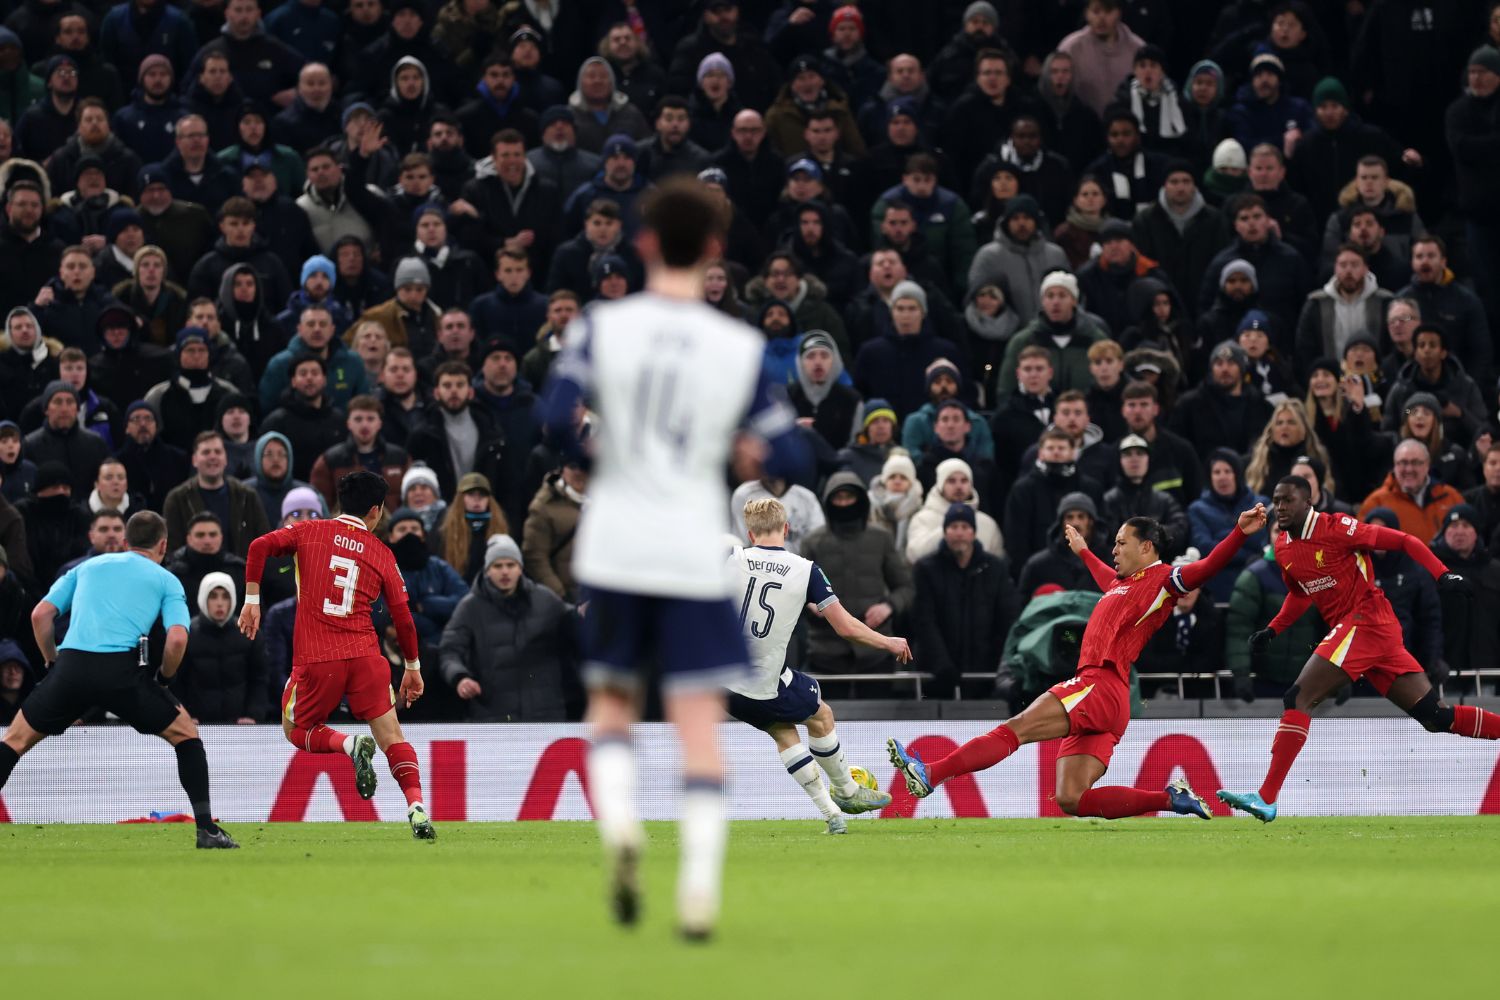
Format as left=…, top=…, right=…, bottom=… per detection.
left=335, top=514, right=368, bottom=532
left=1298, top=510, right=1318, bottom=540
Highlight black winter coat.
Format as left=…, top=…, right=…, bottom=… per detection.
left=439, top=575, right=576, bottom=722
left=1003, top=466, right=1105, bottom=573
left=14, top=495, right=90, bottom=586
left=1101, top=480, right=1189, bottom=559
left=259, top=392, right=346, bottom=481
left=911, top=541, right=1020, bottom=692
left=178, top=615, right=269, bottom=723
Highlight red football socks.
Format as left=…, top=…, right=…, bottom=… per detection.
left=1259, top=710, right=1311, bottom=804
left=1075, top=786, right=1171, bottom=818
left=927, top=724, right=1020, bottom=787
left=385, top=741, right=425, bottom=807
left=1450, top=705, right=1500, bottom=740
left=289, top=724, right=348, bottom=754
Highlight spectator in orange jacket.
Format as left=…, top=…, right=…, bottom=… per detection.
left=1357, top=438, right=1462, bottom=541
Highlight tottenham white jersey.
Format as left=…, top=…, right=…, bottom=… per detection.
left=556, top=293, right=795, bottom=598
left=727, top=545, right=838, bottom=699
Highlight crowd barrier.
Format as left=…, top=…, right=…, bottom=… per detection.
left=3, top=720, right=1499, bottom=823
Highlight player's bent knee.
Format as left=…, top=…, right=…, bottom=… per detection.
left=1407, top=689, right=1453, bottom=733
left=1055, top=790, right=1082, bottom=815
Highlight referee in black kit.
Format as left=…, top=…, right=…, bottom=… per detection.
left=0, top=511, right=237, bottom=848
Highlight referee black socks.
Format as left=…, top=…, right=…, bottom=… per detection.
left=172, top=738, right=215, bottom=830
left=0, top=743, right=18, bottom=790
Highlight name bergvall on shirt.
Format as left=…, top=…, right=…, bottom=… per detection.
left=744, top=559, right=792, bottom=577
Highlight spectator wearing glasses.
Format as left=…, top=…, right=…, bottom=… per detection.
left=1358, top=438, right=1463, bottom=540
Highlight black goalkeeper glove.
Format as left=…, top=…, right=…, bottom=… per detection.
left=1247, top=628, right=1275, bottom=656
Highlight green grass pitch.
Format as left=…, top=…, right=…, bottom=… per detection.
left=3, top=817, right=1498, bottom=999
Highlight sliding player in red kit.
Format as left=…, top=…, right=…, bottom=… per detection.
left=1218, top=476, right=1500, bottom=822
left=889, top=505, right=1268, bottom=820
left=239, top=471, right=435, bottom=840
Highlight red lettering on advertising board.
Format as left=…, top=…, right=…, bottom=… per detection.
left=1133, top=734, right=1231, bottom=817
left=0, top=794, right=9, bottom=823
left=429, top=740, right=467, bottom=822
left=517, top=738, right=593, bottom=820
left=1479, top=754, right=1500, bottom=815
left=268, top=751, right=380, bottom=822
left=880, top=736, right=988, bottom=818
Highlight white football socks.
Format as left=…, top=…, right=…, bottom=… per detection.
left=342, top=735, right=355, bottom=756
left=678, top=779, right=726, bottom=932
left=780, top=743, right=838, bottom=819
left=808, top=731, right=858, bottom=797
left=588, top=736, right=643, bottom=852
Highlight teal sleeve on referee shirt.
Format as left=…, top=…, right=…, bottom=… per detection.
left=158, top=572, right=191, bottom=632
left=42, top=565, right=79, bottom=615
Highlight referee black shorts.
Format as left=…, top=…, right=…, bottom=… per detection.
left=20, top=650, right=182, bottom=736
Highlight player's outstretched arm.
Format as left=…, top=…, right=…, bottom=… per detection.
left=816, top=600, right=913, bottom=663
left=1173, top=504, right=1266, bottom=593
left=1064, top=523, right=1118, bottom=591
left=1365, top=524, right=1453, bottom=582
left=241, top=526, right=301, bottom=638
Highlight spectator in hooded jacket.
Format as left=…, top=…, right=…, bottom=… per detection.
left=143, top=327, right=240, bottom=452
left=386, top=507, right=467, bottom=647
left=1101, top=433, right=1188, bottom=558
left=1004, top=428, right=1105, bottom=573
left=13, top=460, right=89, bottom=585
left=1170, top=339, right=1274, bottom=456
left=801, top=470, right=914, bottom=674
left=787, top=330, right=860, bottom=454
left=1188, top=448, right=1270, bottom=602
left=176, top=570, right=267, bottom=724
left=1018, top=491, right=1113, bottom=596
left=21, top=380, right=109, bottom=494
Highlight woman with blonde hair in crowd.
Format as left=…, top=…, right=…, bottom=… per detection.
left=438, top=472, right=510, bottom=582
left=1245, top=399, right=1333, bottom=496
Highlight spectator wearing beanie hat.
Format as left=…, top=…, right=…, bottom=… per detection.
left=21, top=380, right=110, bottom=495
left=356, top=256, right=443, bottom=357
left=0, top=419, right=39, bottom=505
left=1204, top=138, right=1248, bottom=206
left=851, top=279, right=963, bottom=420
left=113, top=54, right=186, bottom=167
left=905, top=456, right=1002, bottom=564
left=821, top=5, right=883, bottom=113
left=787, top=329, right=862, bottom=454
left=1170, top=339, right=1274, bottom=456
left=902, top=356, right=995, bottom=462
left=93, top=208, right=147, bottom=289
left=1017, top=490, right=1111, bottom=596
left=1430, top=501, right=1500, bottom=678
left=381, top=504, right=467, bottom=647
left=439, top=529, right=575, bottom=722
left=1448, top=47, right=1500, bottom=329
left=526, top=105, right=601, bottom=202
left=1292, top=76, right=1404, bottom=219
left=247, top=484, right=324, bottom=609
left=869, top=449, right=924, bottom=554
left=1227, top=53, right=1312, bottom=152
left=995, top=269, right=1107, bottom=400
left=910, top=495, right=1019, bottom=696
left=1187, top=447, right=1270, bottom=603
left=14, top=459, right=91, bottom=585
left=968, top=193, right=1070, bottom=326
left=144, top=326, right=241, bottom=453
left=277, top=253, right=353, bottom=336
left=400, top=465, right=448, bottom=535
left=687, top=53, right=741, bottom=153
left=837, top=398, right=900, bottom=486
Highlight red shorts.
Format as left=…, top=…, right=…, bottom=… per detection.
left=1047, top=668, right=1131, bottom=767
left=1315, top=617, right=1424, bottom=695
left=281, top=655, right=395, bottom=728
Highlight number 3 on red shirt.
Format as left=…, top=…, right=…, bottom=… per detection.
left=323, top=555, right=360, bottom=617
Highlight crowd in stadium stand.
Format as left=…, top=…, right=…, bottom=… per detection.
left=3, top=0, right=1500, bottom=724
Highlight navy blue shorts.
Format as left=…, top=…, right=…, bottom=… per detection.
left=726, top=668, right=822, bottom=729
left=580, top=586, right=747, bottom=693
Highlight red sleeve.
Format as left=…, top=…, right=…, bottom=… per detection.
left=379, top=544, right=421, bottom=662
left=1367, top=524, right=1448, bottom=579
left=245, top=523, right=301, bottom=587
left=1267, top=586, right=1314, bottom=634
left=1079, top=548, right=1119, bottom=591
left=1171, top=527, right=1249, bottom=593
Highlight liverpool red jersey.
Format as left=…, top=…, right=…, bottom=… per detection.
left=1274, top=509, right=1396, bottom=626
left=246, top=514, right=418, bottom=666
left=1078, top=561, right=1186, bottom=686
